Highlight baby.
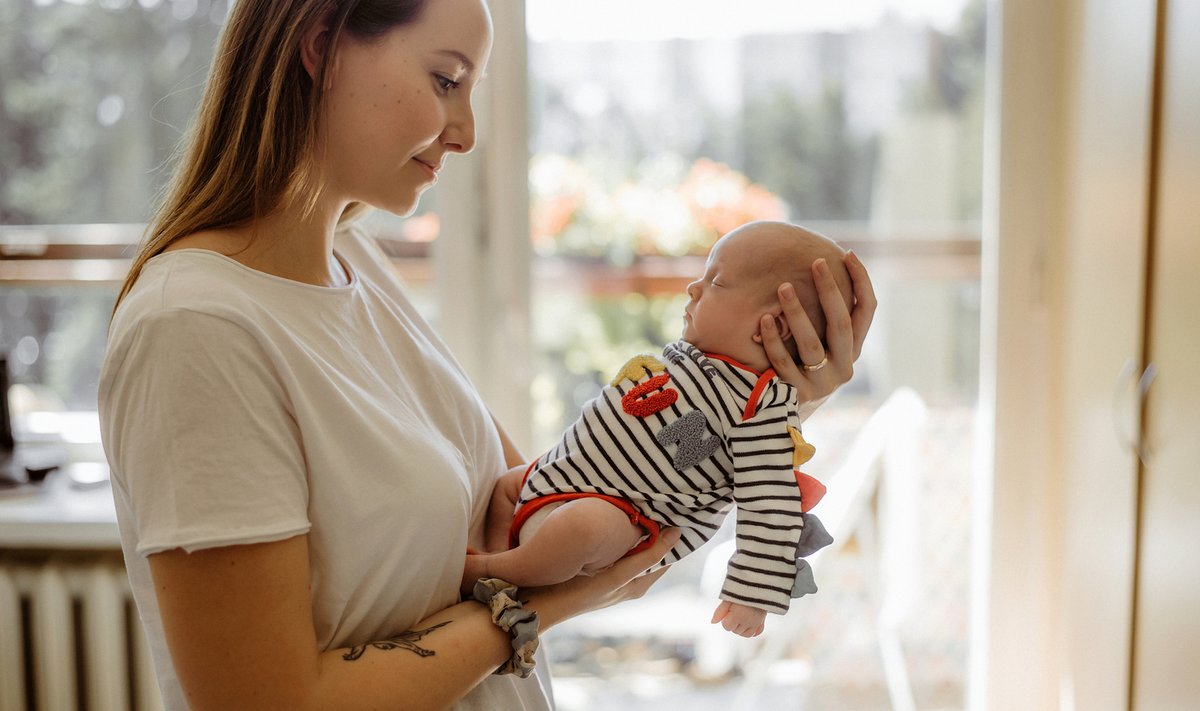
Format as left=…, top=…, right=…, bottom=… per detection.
left=467, top=221, right=855, bottom=637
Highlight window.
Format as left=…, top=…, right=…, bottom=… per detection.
left=0, top=0, right=439, bottom=414
left=525, top=1, right=984, bottom=708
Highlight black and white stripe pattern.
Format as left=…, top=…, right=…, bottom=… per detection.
left=516, top=340, right=813, bottom=614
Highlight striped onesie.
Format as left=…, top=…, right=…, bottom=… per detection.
left=510, top=340, right=833, bottom=615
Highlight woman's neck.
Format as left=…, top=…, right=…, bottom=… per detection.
left=166, top=198, right=351, bottom=287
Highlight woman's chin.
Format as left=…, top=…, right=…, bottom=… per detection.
left=377, top=196, right=421, bottom=218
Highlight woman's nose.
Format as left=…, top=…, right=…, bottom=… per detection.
left=442, top=101, right=477, bottom=154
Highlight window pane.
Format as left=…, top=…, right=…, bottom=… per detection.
left=0, top=0, right=229, bottom=224
left=0, top=285, right=113, bottom=411
left=0, top=0, right=439, bottom=418
left=527, top=0, right=984, bottom=707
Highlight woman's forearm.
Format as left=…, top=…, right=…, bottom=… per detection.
left=310, top=600, right=513, bottom=711
left=151, top=538, right=518, bottom=711
left=152, top=530, right=679, bottom=711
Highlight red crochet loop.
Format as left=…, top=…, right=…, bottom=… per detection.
left=620, top=373, right=679, bottom=418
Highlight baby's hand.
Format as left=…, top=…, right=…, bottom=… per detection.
left=711, top=600, right=767, bottom=638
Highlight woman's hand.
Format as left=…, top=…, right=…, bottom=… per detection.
left=483, top=464, right=526, bottom=553
left=524, top=528, right=682, bottom=629
left=761, top=251, right=876, bottom=420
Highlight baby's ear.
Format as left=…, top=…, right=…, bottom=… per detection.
left=752, top=309, right=794, bottom=345
left=773, top=312, right=794, bottom=343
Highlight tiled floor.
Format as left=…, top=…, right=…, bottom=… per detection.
left=544, top=402, right=976, bottom=710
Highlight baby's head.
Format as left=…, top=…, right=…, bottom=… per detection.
left=682, top=221, right=853, bottom=371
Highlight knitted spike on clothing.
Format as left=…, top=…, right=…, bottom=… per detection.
left=794, top=471, right=826, bottom=512
left=791, top=559, right=818, bottom=598
left=610, top=354, right=668, bottom=386
left=796, top=513, right=834, bottom=557
left=788, top=426, right=816, bottom=466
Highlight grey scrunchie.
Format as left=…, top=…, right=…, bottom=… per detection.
left=472, top=577, right=540, bottom=678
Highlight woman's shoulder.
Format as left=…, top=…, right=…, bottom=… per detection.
left=162, top=227, right=244, bottom=255
left=127, top=249, right=244, bottom=308
left=113, top=243, right=273, bottom=341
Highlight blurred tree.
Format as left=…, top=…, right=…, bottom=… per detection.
left=0, top=0, right=225, bottom=225
left=741, top=83, right=877, bottom=220
left=903, top=0, right=987, bottom=220
left=0, top=0, right=226, bottom=408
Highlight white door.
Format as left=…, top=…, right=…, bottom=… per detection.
left=1131, top=0, right=1200, bottom=707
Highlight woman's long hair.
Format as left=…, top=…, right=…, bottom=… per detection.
left=112, top=0, right=427, bottom=313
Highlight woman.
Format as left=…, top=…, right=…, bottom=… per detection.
left=98, top=0, right=877, bottom=709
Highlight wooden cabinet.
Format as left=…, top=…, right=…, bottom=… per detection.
left=988, top=0, right=1199, bottom=708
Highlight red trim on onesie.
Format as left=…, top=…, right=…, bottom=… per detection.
left=742, top=369, right=778, bottom=421
left=698, top=352, right=778, bottom=421
left=508, top=492, right=662, bottom=556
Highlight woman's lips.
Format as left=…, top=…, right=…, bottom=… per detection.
left=413, top=158, right=439, bottom=180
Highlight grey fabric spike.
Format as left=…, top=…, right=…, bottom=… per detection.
left=791, top=559, right=818, bottom=598
left=796, top=513, right=834, bottom=557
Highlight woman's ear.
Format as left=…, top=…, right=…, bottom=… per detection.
left=300, top=12, right=336, bottom=86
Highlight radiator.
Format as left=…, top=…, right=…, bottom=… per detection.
left=0, top=552, right=162, bottom=711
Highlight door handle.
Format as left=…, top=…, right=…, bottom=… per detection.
left=1113, top=359, right=1157, bottom=463
left=1135, top=363, right=1157, bottom=464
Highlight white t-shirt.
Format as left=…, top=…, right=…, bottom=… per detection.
left=98, top=225, right=552, bottom=710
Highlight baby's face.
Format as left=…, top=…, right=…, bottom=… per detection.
left=682, top=222, right=851, bottom=370
left=682, top=233, right=775, bottom=368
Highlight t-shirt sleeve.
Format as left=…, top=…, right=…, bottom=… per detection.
left=100, top=308, right=311, bottom=556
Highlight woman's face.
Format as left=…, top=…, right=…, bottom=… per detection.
left=320, top=0, right=493, bottom=216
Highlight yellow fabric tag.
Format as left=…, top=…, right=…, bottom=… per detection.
left=789, top=426, right=816, bottom=466
left=610, top=354, right=668, bottom=386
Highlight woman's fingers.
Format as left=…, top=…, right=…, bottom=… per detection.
left=759, top=251, right=875, bottom=422
left=762, top=280, right=824, bottom=391
left=845, top=251, right=877, bottom=360
left=615, top=564, right=670, bottom=601
left=609, top=528, right=680, bottom=582
left=585, top=528, right=678, bottom=606
left=812, top=257, right=852, bottom=372
left=759, top=313, right=800, bottom=386
left=779, top=281, right=827, bottom=372
left=526, top=528, right=679, bottom=627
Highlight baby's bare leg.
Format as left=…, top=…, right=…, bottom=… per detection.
left=463, top=498, right=644, bottom=590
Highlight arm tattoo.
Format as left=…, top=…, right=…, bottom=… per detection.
left=341, top=620, right=453, bottom=661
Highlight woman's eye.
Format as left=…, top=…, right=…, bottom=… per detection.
left=434, top=74, right=460, bottom=93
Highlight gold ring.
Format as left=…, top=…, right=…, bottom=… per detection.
left=802, top=355, right=828, bottom=372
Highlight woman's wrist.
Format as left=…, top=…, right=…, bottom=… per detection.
left=519, top=588, right=567, bottom=631
left=795, top=392, right=831, bottom=422
left=470, top=578, right=541, bottom=677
